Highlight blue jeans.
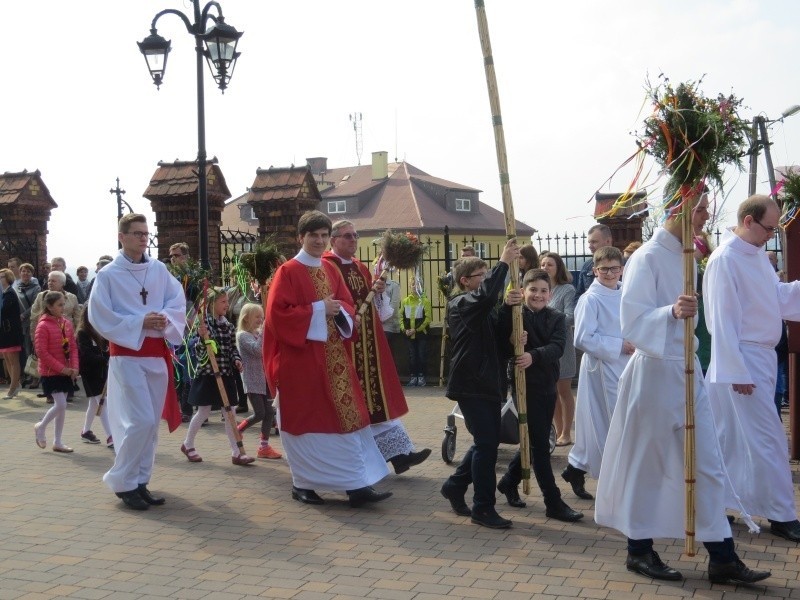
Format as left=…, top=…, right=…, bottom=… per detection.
left=444, top=397, right=502, bottom=512
left=406, top=332, right=428, bottom=377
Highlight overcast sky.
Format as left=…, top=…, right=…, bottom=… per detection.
left=3, top=0, right=799, bottom=272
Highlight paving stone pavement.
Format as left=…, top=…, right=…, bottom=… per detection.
left=1, top=384, right=798, bottom=599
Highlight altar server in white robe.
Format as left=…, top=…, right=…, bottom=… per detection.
left=562, top=246, right=632, bottom=500
left=595, top=190, right=770, bottom=585
left=705, top=194, right=800, bottom=542
left=89, top=214, right=186, bottom=511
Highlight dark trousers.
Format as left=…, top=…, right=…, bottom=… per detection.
left=628, top=537, right=736, bottom=564
left=502, top=391, right=561, bottom=506
left=444, top=397, right=502, bottom=512
left=405, top=332, right=428, bottom=377
left=234, top=370, right=248, bottom=411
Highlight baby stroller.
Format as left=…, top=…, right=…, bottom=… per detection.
left=441, top=392, right=556, bottom=464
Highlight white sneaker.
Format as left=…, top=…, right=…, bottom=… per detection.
left=405, top=377, right=418, bottom=387
left=417, top=377, right=427, bottom=387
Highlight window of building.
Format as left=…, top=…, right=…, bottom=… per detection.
left=474, top=242, right=488, bottom=259
left=246, top=206, right=256, bottom=221
left=455, top=198, right=471, bottom=212
left=328, top=200, right=346, bottom=214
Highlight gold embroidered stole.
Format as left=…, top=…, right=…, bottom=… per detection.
left=308, top=266, right=362, bottom=432
left=339, top=262, right=389, bottom=421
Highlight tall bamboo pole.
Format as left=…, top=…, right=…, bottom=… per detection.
left=473, top=0, right=530, bottom=493
left=680, top=190, right=696, bottom=557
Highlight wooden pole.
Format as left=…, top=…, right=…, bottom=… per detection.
left=473, top=0, right=531, bottom=493
left=681, top=189, right=696, bottom=557
left=439, top=301, right=449, bottom=387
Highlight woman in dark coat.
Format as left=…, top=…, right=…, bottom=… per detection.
left=0, top=268, right=24, bottom=398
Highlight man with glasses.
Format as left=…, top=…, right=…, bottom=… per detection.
left=168, top=243, right=189, bottom=268
left=323, top=220, right=431, bottom=475
left=89, top=214, right=186, bottom=511
left=705, top=194, right=800, bottom=543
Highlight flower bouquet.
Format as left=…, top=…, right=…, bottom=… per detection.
left=360, top=230, right=426, bottom=316
left=640, top=75, right=748, bottom=205
left=777, top=169, right=800, bottom=228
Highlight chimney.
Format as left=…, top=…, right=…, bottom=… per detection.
left=371, top=151, right=388, bottom=180
left=306, top=157, right=328, bottom=176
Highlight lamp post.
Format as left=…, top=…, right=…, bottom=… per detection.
left=138, top=1, right=242, bottom=270
left=747, top=105, right=800, bottom=199
left=111, top=178, right=134, bottom=250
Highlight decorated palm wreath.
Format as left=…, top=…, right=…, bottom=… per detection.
left=777, top=169, right=800, bottom=228
left=235, top=237, right=283, bottom=287
left=363, top=230, right=427, bottom=316
left=599, top=74, right=748, bottom=219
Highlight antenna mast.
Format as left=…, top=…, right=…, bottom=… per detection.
left=350, top=112, right=363, bottom=165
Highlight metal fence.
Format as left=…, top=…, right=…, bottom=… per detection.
left=146, top=225, right=785, bottom=324
left=1, top=237, right=39, bottom=274
left=220, top=229, right=258, bottom=286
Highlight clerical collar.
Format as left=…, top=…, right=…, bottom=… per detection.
left=120, top=250, right=149, bottom=264
left=331, top=251, right=353, bottom=265
left=295, top=249, right=321, bottom=267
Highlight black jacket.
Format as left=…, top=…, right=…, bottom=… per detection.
left=77, top=329, right=109, bottom=397
left=498, top=304, right=565, bottom=396
left=445, top=261, right=510, bottom=403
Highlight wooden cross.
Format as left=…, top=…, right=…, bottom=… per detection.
left=140, top=287, right=148, bottom=305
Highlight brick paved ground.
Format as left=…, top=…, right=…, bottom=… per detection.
left=1, top=385, right=798, bottom=599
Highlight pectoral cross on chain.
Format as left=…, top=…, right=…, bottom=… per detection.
left=140, top=287, right=148, bottom=305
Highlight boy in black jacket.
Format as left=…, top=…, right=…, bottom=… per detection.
left=496, top=268, right=583, bottom=522
left=441, top=238, right=520, bottom=529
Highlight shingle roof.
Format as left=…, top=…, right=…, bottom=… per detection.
left=593, top=192, right=648, bottom=219
left=143, top=159, right=231, bottom=201
left=0, top=169, right=56, bottom=207
left=320, top=161, right=534, bottom=235
left=246, top=165, right=321, bottom=202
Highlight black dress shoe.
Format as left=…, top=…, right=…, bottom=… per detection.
left=115, top=490, right=149, bottom=511
left=291, top=486, right=324, bottom=505
left=769, top=519, right=800, bottom=542
left=347, top=486, right=392, bottom=508
left=497, top=478, right=526, bottom=508
left=545, top=499, right=584, bottom=522
left=726, top=514, right=735, bottom=524
left=708, top=558, right=771, bottom=584
left=137, top=484, right=166, bottom=506
left=390, top=448, right=432, bottom=474
left=471, top=509, right=512, bottom=529
left=561, top=464, right=594, bottom=500
left=626, top=550, right=682, bottom=581
left=440, top=483, right=471, bottom=516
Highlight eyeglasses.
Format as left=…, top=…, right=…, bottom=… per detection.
left=595, top=266, right=622, bottom=275
left=125, top=231, right=150, bottom=239
left=752, top=217, right=780, bottom=235
left=467, top=272, right=487, bottom=279
left=333, top=232, right=359, bottom=240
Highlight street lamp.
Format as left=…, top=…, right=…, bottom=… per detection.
left=110, top=178, right=134, bottom=250
left=138, top=1, right=242, bottom=269
left=747, top=104, right=800, bottom=199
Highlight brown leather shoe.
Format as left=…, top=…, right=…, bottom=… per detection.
left=231, top=454, right=255, bottom=466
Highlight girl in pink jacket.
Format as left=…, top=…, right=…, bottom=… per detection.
left=33, top=292, right=79, bottom=453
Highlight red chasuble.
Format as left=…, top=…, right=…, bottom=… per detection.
left=263, top=258, right=370, bottom=435
left=322, top=252, right=409, bottom=424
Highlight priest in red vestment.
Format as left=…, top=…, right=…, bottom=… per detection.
left=323, top=220, right=431, bottom=474
left=263, top=211, right=391, bottom=507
